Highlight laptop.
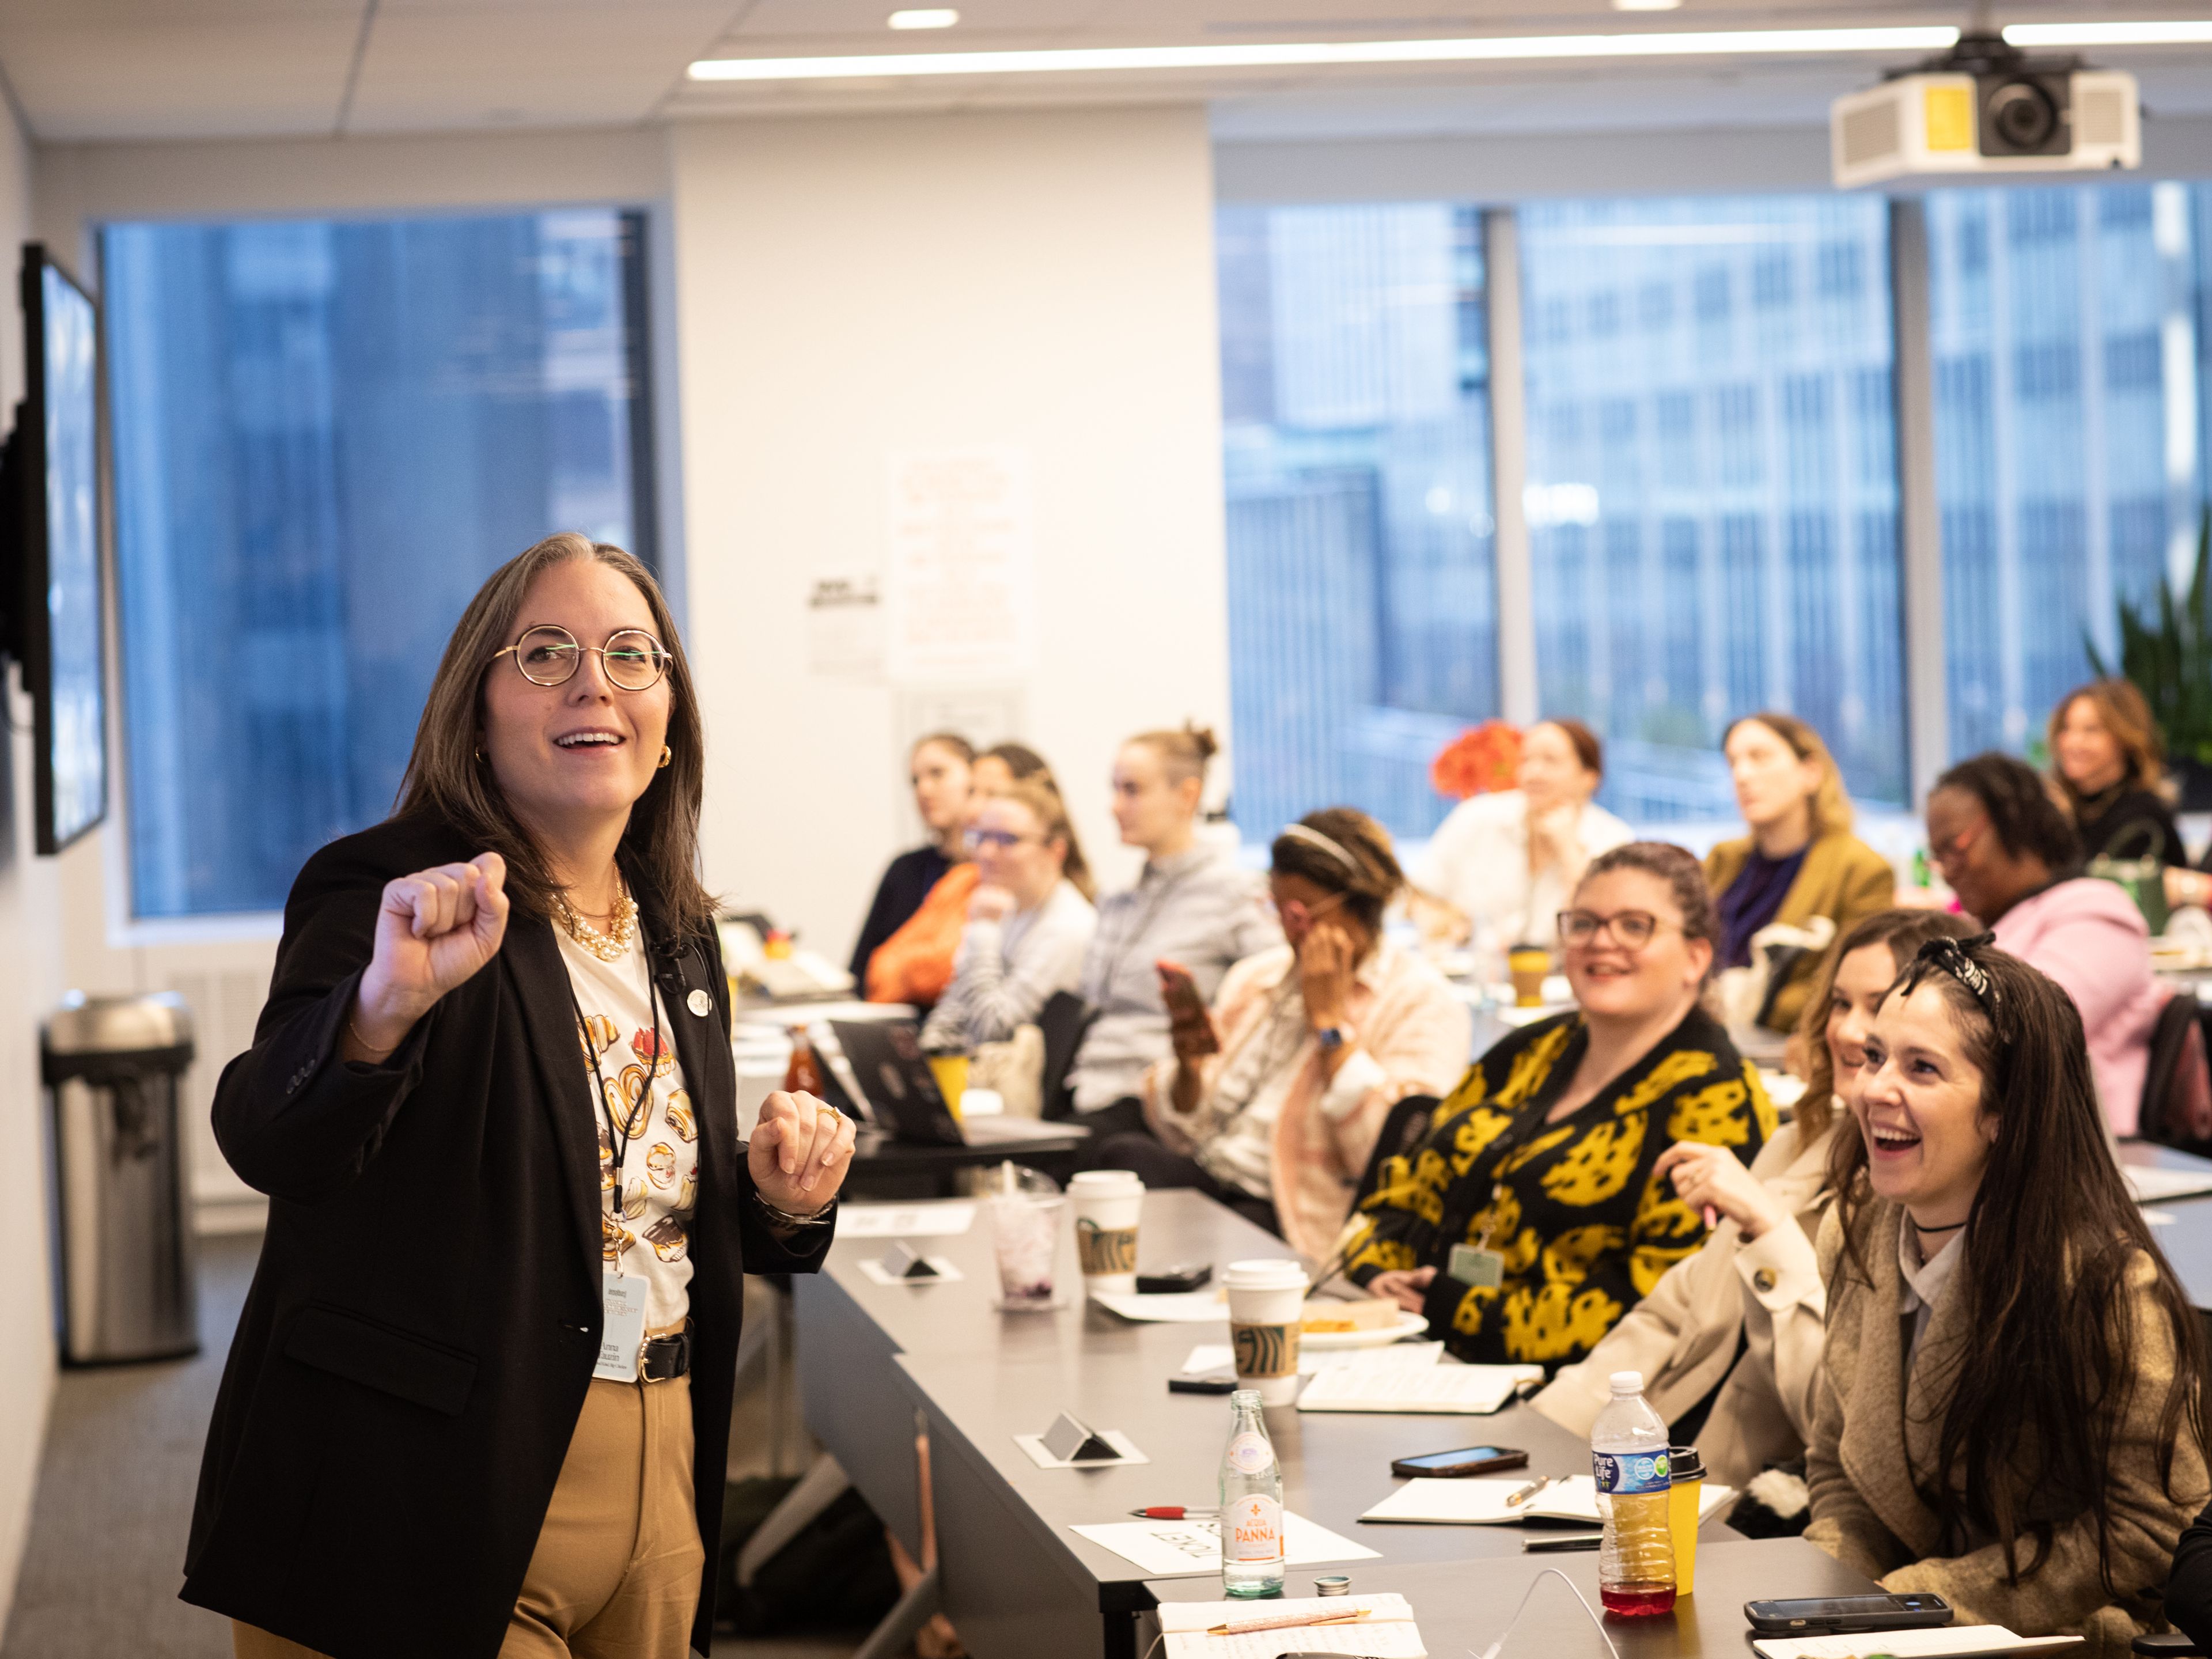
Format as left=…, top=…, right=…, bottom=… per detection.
left=827, top=1020, right=965, bottom=1148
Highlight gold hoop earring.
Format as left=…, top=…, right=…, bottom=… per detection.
left=657, top=745, right=672, bottom=770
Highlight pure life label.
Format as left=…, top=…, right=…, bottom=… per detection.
left=1593, top=1449, right=1672, bottom=1495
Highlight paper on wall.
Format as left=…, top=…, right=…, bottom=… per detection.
left=884, top=446, right=1033, bottom=683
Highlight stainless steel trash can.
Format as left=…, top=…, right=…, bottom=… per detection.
left=43, top=992, right=199, bottom=1363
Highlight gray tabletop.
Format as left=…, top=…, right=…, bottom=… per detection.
left=2119, top=1142, right=2212, bottom=1312
left=1145, top=1536, right=1881, bottom=1656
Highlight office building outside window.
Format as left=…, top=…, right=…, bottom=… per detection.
left=1925, top=181, right=2210, bottom=761
left=1518, top=195, right=1906, bottom=820
left=1218, top=203, right=1499, bottom=841
left=106, top=208, right=655, bottom=919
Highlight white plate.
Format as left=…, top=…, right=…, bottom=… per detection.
left=1300, top=1312, right=1431, bottom=1350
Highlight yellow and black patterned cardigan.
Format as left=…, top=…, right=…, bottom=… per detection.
left=1346, top=1005, right=1775, bottom=1370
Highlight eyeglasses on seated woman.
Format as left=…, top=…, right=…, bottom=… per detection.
left=1346, top=841, right=1776, bottom=1372
left=184, top=532, right=855, bottom=1659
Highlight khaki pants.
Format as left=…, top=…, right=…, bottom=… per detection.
left=234, top=1374, right=704, bottom=1659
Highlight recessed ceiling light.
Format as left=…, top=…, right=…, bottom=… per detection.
left=1613, top=0, right=1684, bottom=10
left=888, top=7, right=959, bottom=26
left=691, top=25, right=1969, bottom=80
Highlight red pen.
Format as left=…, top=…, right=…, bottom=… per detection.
left=1130, top=1506, right=1219, bottom=1520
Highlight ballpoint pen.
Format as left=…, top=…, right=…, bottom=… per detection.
left=1206, top=1607, right=1373, bottom=1636
left=1505, top=1475, right=1556, bottom=1509
left=1130, top=1505, right=1219, bottom=1519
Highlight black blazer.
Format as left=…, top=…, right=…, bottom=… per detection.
left=180, top=813, right=831, bottom=1659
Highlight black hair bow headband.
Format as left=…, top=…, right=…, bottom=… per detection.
left=1899, top=932, right=2002, bottom=1019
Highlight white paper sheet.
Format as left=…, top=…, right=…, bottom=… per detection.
left=1359, top=1473, right=1734, bottom=1525
left=1092, top=1289, right=1233, bottom=1324
left=1070, top=1512, right=1381, bottom=1577
left=1296, top=1362, right=1540, bottom=1414
left=1157, top=1594, right=1426, bottom=1658
left=837, top=1202, right=976, bottom=1238
left=1181, top=1342, right=1444, bottom=1378
left=1751, top=1628, right=2080, bottom=1659
left=2123, top=1164, right=2212, bottom=1203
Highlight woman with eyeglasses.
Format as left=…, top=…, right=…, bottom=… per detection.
left=1530, top=909, right=1975, bottom=1488
left=918, top=776, right=1097, bottom=1056
left=1805, top=937, right=2207, bottom=1657
left=1094, top=809, right=1469, bottom=1248
left=184, top=535, right=855, bottom=1659
left=1347, top=843, right=1774, bottom=1370
left=1922, top=751, right=2162, bottom=1134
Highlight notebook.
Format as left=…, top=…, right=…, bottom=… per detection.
left=1156, top=1593, right=1426, bottom=1658
left=1359, top=1473, right=1734, bottom=1525
left=1750, top=1629, right=2081, bottom=1659
left=1295, top=1362, right=1542, bottom=1414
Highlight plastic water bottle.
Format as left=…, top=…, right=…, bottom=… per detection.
left=1219, top=1388, right=1285, bottom=1597
left=1592, top=1369, right=1676, bottom=1616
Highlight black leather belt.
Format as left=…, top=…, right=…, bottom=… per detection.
left=641, top=1329, right=691, bottom=1382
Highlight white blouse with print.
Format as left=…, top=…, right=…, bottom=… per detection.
left=558, top=927, right=699, bottom=1337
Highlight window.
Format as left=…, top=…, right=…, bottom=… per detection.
left=106, top=209, right=655, bottom=918
left=1925, top=181, right=2209, bottom=757
left=1518, top=196, right=1906, bottom=819
left=1217, top=204, right=1498, bottom=840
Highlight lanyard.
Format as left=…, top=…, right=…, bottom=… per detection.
left=566, top=938, right=668, bottom=1277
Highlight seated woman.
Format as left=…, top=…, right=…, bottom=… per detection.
left=1925, top=752, right=2163, bottom=1134
left=1348, top=843, right=1775, bottom=1371
left=919, top=777, right=1096, bottom=1054
left=866, top=743, right=1090, bottom=1007
left=1411, top=717, right=1633, bottom=953
left=1066, top=724, right=1281, bottom=1128
left=2048, top=679, right=2187, bottom=869
left=1805, top=937, right=2207, bottom=1657
left=1707, top=714, right=1895, bottom=1036
left=1098, top=809, right=1469, bottom=1248
left=1531, top=908, right=1975, bottom=1487
left=850, top=731, right=972, bottom=983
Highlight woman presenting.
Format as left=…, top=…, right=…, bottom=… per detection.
left=181, top=533, right=856, bottom=1659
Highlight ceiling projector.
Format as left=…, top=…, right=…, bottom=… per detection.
left=1831, top=32, right=2139, bottom=187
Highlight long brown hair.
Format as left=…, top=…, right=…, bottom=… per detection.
left=1725, top=711, right=1853, bottom=837
left=2048, top=678, right=2167, bottom=805
left=396, top=533, right=714, bottom=937
left=1791, top=909, right=1976, bottom=1141
left=1826, top=941, right=2208, bottom=1589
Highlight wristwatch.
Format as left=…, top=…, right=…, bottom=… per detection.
left=1314, top=1024, right=1356, bottom=1054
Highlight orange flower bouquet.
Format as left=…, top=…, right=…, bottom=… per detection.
left=1431, top=721, right=1523, bottom=801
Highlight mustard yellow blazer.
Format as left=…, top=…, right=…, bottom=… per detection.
left=1705, top=832, right=1895, bottom=1033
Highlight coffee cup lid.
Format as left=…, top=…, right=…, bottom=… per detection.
left=1068, top=1169, right=1143, bottom=1191
left=1224, top=1257, right=1308, bottom=1289
left=1668, top=1445, right=1705, bottom=1480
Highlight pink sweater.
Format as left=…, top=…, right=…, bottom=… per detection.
left=1991, top=878, right=2165, bottom=1135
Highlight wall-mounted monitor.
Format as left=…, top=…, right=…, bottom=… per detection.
left=2, top=244, right=109, bottom=855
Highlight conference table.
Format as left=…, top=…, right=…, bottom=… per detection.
left=793, top=1190, right=1878, bottom=1659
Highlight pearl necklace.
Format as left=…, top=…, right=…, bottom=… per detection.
left=554, top=875, right=638, bottom=963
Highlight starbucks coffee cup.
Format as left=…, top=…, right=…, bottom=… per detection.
left=1225, top=1259, right=1309, bottom=1405
left=1068, top=1170, right=1145, bottom=1294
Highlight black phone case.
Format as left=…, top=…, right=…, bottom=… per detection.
left=1388, top=1448, right=1529, bottom=1479
left=1744, top=1597, right=1952, bottom=1634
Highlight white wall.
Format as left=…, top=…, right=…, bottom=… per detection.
left=0, top=94, right=69, bottom=1640
left=670, top=108, right=1230, bottom=959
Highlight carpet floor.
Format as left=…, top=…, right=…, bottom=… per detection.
left=0, top=1232, right=868, bottom=1659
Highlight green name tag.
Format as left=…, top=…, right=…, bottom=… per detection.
left=1448, top=1243, right=1504, bottom=1289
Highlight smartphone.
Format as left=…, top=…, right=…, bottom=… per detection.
left=1744, top=1594, right=1952, bottom=1634
left=1137, top=1264, right=1213, bottom=1294
left=1388, top=1445, right=1528, bottom=1479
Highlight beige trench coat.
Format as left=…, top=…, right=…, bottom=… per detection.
left=1531, top=1117, right=1834, bottom=1487
left=1805, top=1200, right=2208, bottom=1659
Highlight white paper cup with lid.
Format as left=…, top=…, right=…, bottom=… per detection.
left=1067, top=1169, right=1145, bottom=1295
left=1224, top=1258, right=1309, bottom=1405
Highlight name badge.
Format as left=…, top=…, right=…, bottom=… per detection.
left=1448, top=1243, right=1505, bottom=1289
left=594, top=1268, right=649, bottom=1381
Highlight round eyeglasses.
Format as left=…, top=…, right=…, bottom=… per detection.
left=493, top=625, right=671, bottom=692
